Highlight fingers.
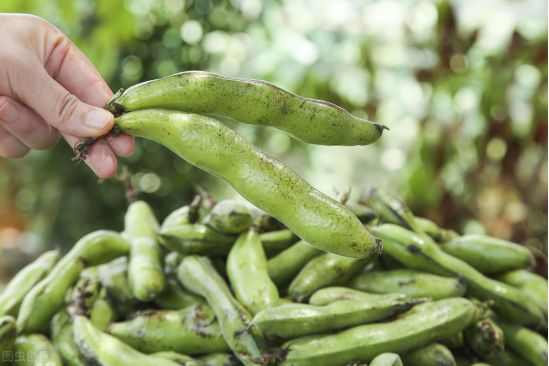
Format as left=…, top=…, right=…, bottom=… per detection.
left=43, top=30, right=113, bottom=108
left=0, top=125, right=30, bottom=159
left=16, top=65, right=114, bottom=138
left=62, top=132, right=134, bottom=179
left=108, top=133, right=136, bottom=157
left=0, top=96, right=61, bottom=150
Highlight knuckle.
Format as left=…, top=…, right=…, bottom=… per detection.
left=53, top=92, right=82, bottom=128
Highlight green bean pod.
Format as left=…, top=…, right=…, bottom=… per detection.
left=464, top=318, right=504, bottom=358
left=72, top=273, right=101, bottom=315
left=482, top=348, right=535, bottom=366
left=153, top=276, right=206, bottom=309
left=107, top=304, right=230, bottom=355
left=0, top=250, right=60, bottom=318
left=73, top=315, right=181, bottom=366
left=267, top=240, right=323, bottom=288
left=114, top=109, right=381, bottom=259
left=400, top=343, right=456, bottom=366
left=204, top=200, right=254, bottom=234
left=152, top=352, right=208, bottom=366
left=17, top=230, right=129, bottom=334
left=378, top=253, right=406, bottom=270
left=259, top=229, right=300, bottom=257
left=13, top=334, right=63, bottom=366
left=0, top=315, right=16, bottom=363
left=163, top=252, right=185, bottom=275
left=227, top=228, right=279, bottom=315
left=161, top=195, right=202, bottom=229
left=176, top=256, right=267, bottom=365
left=414, top=217, right=458, bottom=242
left=369, top=353, right=403, bottom=366
left=438, top=332, right=463, bottom=350
left=346, top=269, right=466, bottom=300
left=252, top=295, right=428, bottom=339
left=491, top=316, right=548, bottom=366
left=439, top=235, right=536, bottom=275
left=89, top=299, right=116, bottom=331
left=367, top=187, right=422, bottom=233
left=126, top=200, right=166, bottom=301
left=494, top=269, right=548, bottom=318
left=97, top=257, right=139, bottom=317
left=366, top=187, right=458, bottom=241
left=288, top=252, right=377, bottom=302
left=53, top=322, right=86, bottom=366
left=453, top=353, right=474, bottom=366
left=106, top=71, right=387, bottom=146
left=159, top=223, right=237, bottom=256
left=369, top=224, right=546, bottom=328
left=309, top=287, right=404, bottom=306
left=346, top=203, right=378, bottom=224
left=198, top=353, right=243, bottom=366
left=278, top=297, right=475, bottom=366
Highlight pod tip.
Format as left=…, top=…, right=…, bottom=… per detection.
left=376, top=238, right=383, bottom=254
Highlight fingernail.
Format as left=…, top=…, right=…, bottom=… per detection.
left=0, top=102, right=19, bottom=122
left=85, top=109, right=114, bottom=130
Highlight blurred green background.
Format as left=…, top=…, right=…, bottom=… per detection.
left=0, top=0, right=547, bottom=278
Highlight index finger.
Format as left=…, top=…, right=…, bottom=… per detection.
left=43, top=33, right=113, bottom=107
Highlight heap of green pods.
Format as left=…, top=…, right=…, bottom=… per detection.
left=106, top=71, right=387, bottom=146
left=370, top=224, right=546, bottom=329
left=113, top=109, right=381, bottom=259
left=17, top=230, right=129, bottom=334
left=0, top=250, right=60, bottom=318
left=278, top=298, right=475, bottom=366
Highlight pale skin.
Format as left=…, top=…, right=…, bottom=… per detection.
left=0, top=14, right=135, bottom=178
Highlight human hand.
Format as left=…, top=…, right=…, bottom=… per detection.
left=0, top=14, right=134, bottom=178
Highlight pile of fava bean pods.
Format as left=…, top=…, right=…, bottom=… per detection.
left=0, top=187, right=546, bottom=366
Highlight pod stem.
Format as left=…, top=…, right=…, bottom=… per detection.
left=104, top=88, right=125, bottom=114
left=71, top=125, right=122, bottom=163
left=116, top=166, right=138, bottom=205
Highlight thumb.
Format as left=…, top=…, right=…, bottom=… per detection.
left=20, top=66, right=114, bottom=138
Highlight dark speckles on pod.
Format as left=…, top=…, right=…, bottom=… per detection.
left=114, top=109, right=380, bottom=258
left=105, top=70, right=388, bottom=146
